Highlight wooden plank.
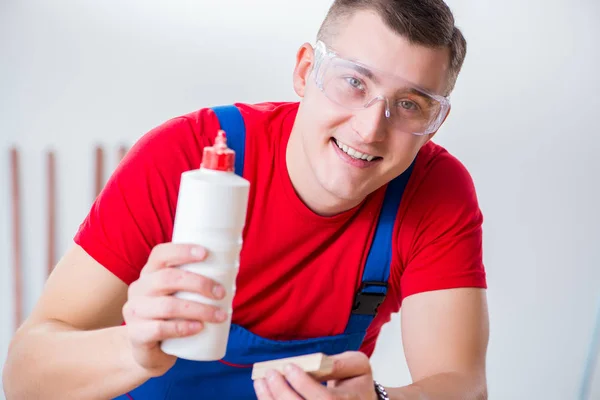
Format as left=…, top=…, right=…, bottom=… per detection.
left=10, top=147, right=23, bottom=329
left=47, top=150, right=56, bottom=276
left=117, top=145, right=128, bottom=162
left=95, top=145, right=104, bottom=197
left=251, top=353, right=334, bottom=380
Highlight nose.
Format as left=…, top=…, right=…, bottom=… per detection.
left=352, top=97, right=388, bottom=143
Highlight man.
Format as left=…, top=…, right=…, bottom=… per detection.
left=3, top=0, right=489, bottom=399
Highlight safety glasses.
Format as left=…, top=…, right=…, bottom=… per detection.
left=313, top=41, right=451, bottom=136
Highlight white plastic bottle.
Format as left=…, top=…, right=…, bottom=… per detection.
left=160, top=130, right=250, bottom=361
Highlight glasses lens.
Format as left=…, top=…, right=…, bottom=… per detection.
left=392, top=91, right=444, bottom=135
left=320, top=59, right=375, bottom=110
left=318, top=56, right=447, bottom=135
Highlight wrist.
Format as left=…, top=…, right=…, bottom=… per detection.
left=373, top=380, right=390, bottom=400
left=113, top=326, right=155, bottom=381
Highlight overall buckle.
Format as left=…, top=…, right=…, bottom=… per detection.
left=351, top=281, right=387, bottom=316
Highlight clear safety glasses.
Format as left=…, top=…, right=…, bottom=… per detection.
left=313, top=41, right=451, bottom=136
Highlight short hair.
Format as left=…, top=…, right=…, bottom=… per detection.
left=317, top=0, right=467, bottom=95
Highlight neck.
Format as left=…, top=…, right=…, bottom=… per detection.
left=286, top=124, right=364, bottom=217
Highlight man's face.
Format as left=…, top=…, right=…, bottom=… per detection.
left=291, top=10, right=451, bottom=208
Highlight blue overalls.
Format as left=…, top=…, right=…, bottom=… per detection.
left=116, top=105, right=414, bottom=399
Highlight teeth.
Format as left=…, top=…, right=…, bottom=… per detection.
left=334, top=139, right=376, bottom=161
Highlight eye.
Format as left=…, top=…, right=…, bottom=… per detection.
left=345, top=77, right=364, bottom=90
left=398, top=100, right=419, bottom=111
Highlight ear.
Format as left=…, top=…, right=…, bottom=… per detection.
left=292, top=43, right=315, bottom=98
left=424, top=105, right=451, bottom=142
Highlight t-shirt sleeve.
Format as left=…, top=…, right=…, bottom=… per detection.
left=397, top=150, right=487, bottom=300
left=73, top=114, right=216, bottom=285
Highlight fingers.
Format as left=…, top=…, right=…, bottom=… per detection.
left=256, top=370, right=305, bottom=400
left=143, top=243, right=207, bottom=274
left=123, top=296, right=228, bottom=324
left=122, top=242, right=222, bottom=374
left=281, top=364, right=332, bottom=399
left=254, top=378, right=275, bottom=400
left=128, top=319, right=205, bottom=345
left=132, top=267, right=226, bottom=300
left=317, top=351, right=372, bottom=381
left=131, top=242, right=225, bottom=301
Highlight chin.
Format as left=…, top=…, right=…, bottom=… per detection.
left=318, top=170, right=373, bottom=203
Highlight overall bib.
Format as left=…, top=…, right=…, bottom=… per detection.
left=116, top=105, right=414, bottom=399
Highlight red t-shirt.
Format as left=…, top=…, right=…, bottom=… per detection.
left=74, top=101, right=486, bottom=356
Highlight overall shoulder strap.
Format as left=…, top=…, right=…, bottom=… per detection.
left=345, top=160, right=416, bottom=335
left=210, top=104, right=246, bottom=177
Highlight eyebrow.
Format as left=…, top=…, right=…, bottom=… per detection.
left=348, top=63, right=380, bottom=85
left=403, top=88, right=436, bottom=104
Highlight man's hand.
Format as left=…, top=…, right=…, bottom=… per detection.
left=122, top=243, right=229, bottom=377
left=254, top=351, right=378, bottom=400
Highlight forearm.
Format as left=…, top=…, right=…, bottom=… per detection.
left=386, top=371, right=487, bottom=400
left=3, top=321, right=151, bottom=400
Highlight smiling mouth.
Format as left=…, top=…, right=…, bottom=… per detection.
left=332, top=138, right=382, bottom=162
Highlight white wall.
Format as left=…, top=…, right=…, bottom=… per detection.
left=1, top=1, right=599, bottom=399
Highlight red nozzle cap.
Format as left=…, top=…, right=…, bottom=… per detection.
left=201, top=130, right=235, bottom=172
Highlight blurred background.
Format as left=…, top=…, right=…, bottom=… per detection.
left=1, top=0, right=599, bottom=399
